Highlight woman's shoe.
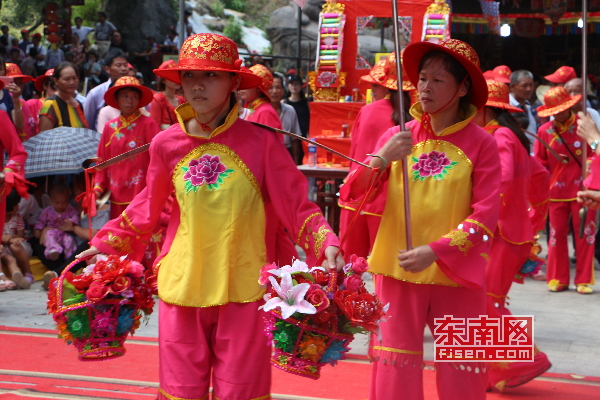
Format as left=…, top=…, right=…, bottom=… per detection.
left=547, top=279, right=568, bottom=292
left=576, top=285, right=593, bottom=294
left=11, top=271, right=31, bottom=289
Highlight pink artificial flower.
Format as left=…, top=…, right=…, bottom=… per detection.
left=261, top=272, right=316, bottom=319
left=350, top=254, right=369, bottom=274
left=128, top=261, right=145, bottom=278
left=259, top=262, right=278, bottom=285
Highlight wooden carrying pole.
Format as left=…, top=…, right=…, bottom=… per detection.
left=580, top=0, right=589, bottom=238
left=391, top=0, right=413, bottom=250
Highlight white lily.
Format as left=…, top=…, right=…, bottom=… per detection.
left=261, top=272, right=317, bottom=319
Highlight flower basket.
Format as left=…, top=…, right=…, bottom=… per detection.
left=259, top=256, right=387, bottom=379
left=47, top=255, right=155, bottom=361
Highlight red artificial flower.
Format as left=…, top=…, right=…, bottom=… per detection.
left=306, top=285, right=330, bottom=312
left=350, top=254, right=369, bottom=274
left=111, top=276, right=132, bottom=294
left=132, top=286, right=155, bottom=310
left=311, top=269, right=329, bottom=285
left=343, top=274, right=363, bottom=292
left=68, top=271, right=93, bottom=291
left=337, top=292, right=385, bottom=333
left=86, top=280, right=109, bottom=303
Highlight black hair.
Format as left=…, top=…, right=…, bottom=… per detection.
left=115, top=86, right=142, bottom=99
left=0, top=37, right=7, bottom=47
left=98, top=11, right=108, bottom=19
left=5, top=189, right=20, bottom=212
left=103, top=49, right=127, bottom=67
left=28, top=47, right=38, bottom=57
left=9, top=48, right=19, bottom=55
left=419, top=51, right=472, bottom=117
left=74, top=16, right=82, bottom=21
left=493, top=108, right=531, bottom=153
left=50, top=184, right=71, bottom=198
left=53, top=61, right=78, bottom=79
left=272, top=72, right=289, bottom=98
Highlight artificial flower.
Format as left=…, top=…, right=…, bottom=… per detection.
left=305, top=285, right=330, bottom=312
left=336, top=291, right=386, bottom=333
left=298, top=334, right=327, bottom=362
left=343, top=274, right=363, bottom=292
left=259, top=262, right=278, bottom=285
left=350, top=254, right=369, bottom=274
left=111, top=276, right=132, bottom=294
left=86, top=280, right=109, bottom=303
left=262, top=272, right=317, bottom=319
left=320, top=340, right=350, bottom=365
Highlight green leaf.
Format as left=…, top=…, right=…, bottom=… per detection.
left=224, top=168, right=235, bottom=174
left=411, top=156, right=419, bottom=163
left=450, top=161, right=458, bottom=166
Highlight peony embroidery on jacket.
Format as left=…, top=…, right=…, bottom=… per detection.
left=182, top=154, right=235, bottom=193
left=411, top=150, right=458, bottom=181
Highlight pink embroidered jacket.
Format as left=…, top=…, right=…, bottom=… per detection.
left=340, top=107, right=501, bottom=289
left=535, top=116, right=591, bottom=201
left=493, top=126, right=549, bottom=244
left=339, top=98, right=395, bottom=217
left=91, top=104, right=339, bottom=306
left=94, top=112, right=160, bottom=219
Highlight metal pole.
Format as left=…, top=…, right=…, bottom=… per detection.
left=582, top=0, right=588, bottom=178
left=391, top=0, right=412, bottom=250
left=178, top=0, right=185, bottom=50
left=297, top=5, right=302, bottom=74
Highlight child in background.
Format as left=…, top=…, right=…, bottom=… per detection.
left=34, top=184, right=79, bottom=261
left=1, top=189, right=33, bottom=289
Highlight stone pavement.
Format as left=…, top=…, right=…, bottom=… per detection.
left=0, top=233, right=598, bottom=378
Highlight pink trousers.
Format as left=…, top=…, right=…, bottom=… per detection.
left=158, top=300, right=271, bottom=400
left=370, top=277, right=488, bottom=400
left=44, top=228, right=76, bottom=259
left=339, top=209, right=381, bottom=258
left=486, top=238, right=551, bottom=389
left=547, top=201, right=596, bottom=286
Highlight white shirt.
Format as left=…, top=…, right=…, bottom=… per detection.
left=72, top=26, right=94, bottom=43
left=25, top=43, right=47, bottom=66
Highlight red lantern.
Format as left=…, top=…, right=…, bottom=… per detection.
left=46, top=13, right=59, bottom=23
left=47, top=33, right=61, bottom=44
left=514, top=18, right=546, bottom=37
left=46, top=23, right=60, bottom=33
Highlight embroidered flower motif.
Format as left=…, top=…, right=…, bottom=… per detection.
left=411, top=151, right=458, bottom=181
left=126, top=122, right=137, bottom=131
left=128, top=141, right=137, bottom=148
left=182, top=154, right=235, bottom=193
left=109, top=121, right=118, bottom=129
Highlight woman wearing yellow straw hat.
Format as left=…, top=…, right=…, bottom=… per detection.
left=474, top=79, right=552, bottom=391
left=341, top=39, right=501, bottom=399
left=534, top=86, right=596, bottom=294
left=78, top=33, right=344, bottom=400
left=338, top=52, right=413, bottom=259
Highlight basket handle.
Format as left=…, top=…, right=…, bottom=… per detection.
left=54, top=255, right=94, bottom=311
left=325, top=270, right=338, bottom=295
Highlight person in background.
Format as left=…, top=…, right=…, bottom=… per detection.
left=39, top=62, right=88, bottom=131
left=474, top=80, right=552, bottom=391
left=45, top=42, right=65, bottom=70
left=338, top=52, right=412, bottom=259
left=93, top=11, right=116, bottom=59
left=25, top=33, right=47, bottom=76
left=492, top=65, right=511, bottom=85
left=8, top=46, right=22, bottom=66
left=20, top=47, right=37, bottom=78
left=269, top=71, right=301, bottom=162
left=340, top=39, right=501, bottom=399
left=110, top=31, right=129, bottom=58
left=545, top=66, right=576, bottom=88
left=34, top=184, right=79, bottom=264
left=534, top=86, right=595, bottom=294
left=82, top=50, right=102, bottom=88
left=0, top=26, right=15, bottom=48
left=565, top=77, right=600, bottom=128
left=77, top=33, right=343, bottom=400
left=239, top=64, right=282, bottom=130
left=71, top=16, right=94, bottom=44
left=18, top=29, right=31, bottom=55
left=0, top=85, right=29, bottom=291
left=161, top=29, right=179, bottom=54
left=285, top=73, right=309, bottom=162
left=0, top=57, right=15, bottom=117
left=5, top=63, right=35, bottom=140
left=149, top=60, right=186, bottom=130
left=2, top=189, right=33, bottom=289
left=69, top=35, right=85, bottom=73
left=509, top=70, right=537, bottom=148
left=83, top=49, right=128, bottom=130
left=576, top=111, right=600, bottom=207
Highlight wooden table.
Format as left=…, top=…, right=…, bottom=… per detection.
left=298, top=164, right=349, bottom=234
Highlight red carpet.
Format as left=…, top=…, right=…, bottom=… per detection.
left=0, top=326, right=598, bottom=399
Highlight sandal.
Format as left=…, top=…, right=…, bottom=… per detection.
left=576, top=285, right=593, bottom=294
left=0, top=280, right=6, bottom=292
left=0, top=274, right=15, bottom=290
left=11, top=271, right=31, bottom=289
left=25, top=273, right=34, bottom=284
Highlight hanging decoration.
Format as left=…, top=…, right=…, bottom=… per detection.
left=422, top=0, right=451, bottom=42
left=479, top=0, right=501, bottom=35
left=543, top=0, right=568, bottom=25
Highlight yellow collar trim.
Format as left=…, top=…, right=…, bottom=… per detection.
left=175, top=102, right=239, bottom=139
left=409, top=102, right=478, bottom=136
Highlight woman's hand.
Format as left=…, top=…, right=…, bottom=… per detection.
left=398, top=245, right=438, bottom=273
left=6, top=82, right=22, bottom=100
left=321, top=246, right=346, bottom=272
left=76, top=245, right=100, bottom=260
left=376, top=127, right=413, bottom=164
left=577, top=190, right=600, bottom=209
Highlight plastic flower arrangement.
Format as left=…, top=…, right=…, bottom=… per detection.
left=259, top=256, right=388, bottom=379
left=47, top=255, right=155, bottom=361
